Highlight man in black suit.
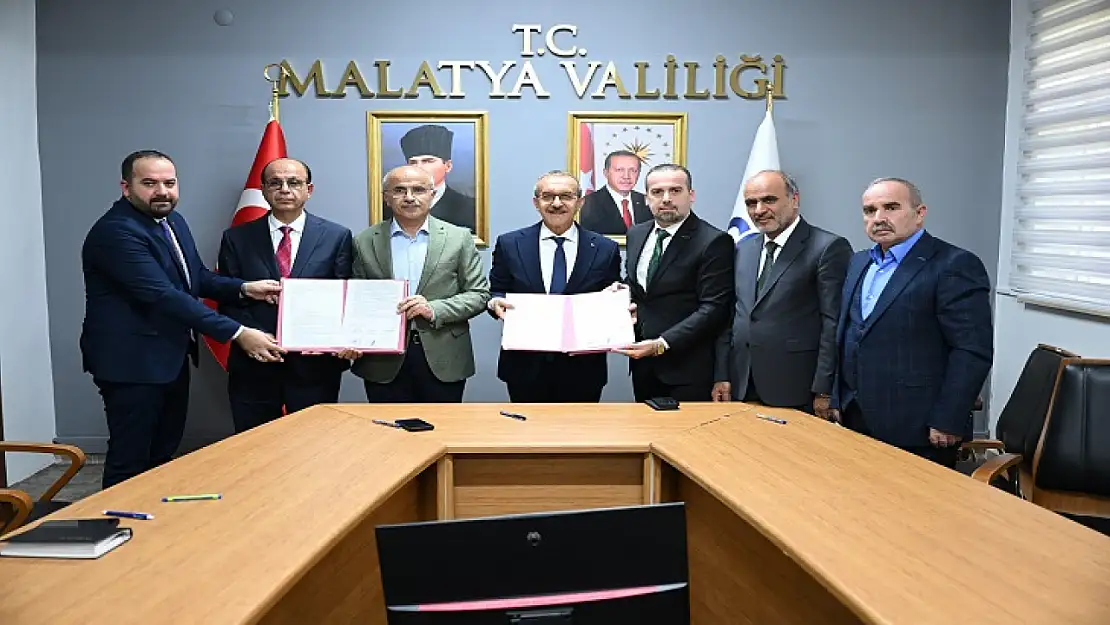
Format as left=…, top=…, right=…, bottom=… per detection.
left=81, top=150, right=284, bottom=488
left=712, top=170, right=851, bottom=416
left=831, top=177, right=993, bottom=468
left=577, top=150, right=651, bottom=236
left=217, top=158, right=354, bottom=433
left=387, top=124, right=476, bottom=233
left=612, top=164, right=735, bottom=402
left=487, top=171, right=622, bottom=402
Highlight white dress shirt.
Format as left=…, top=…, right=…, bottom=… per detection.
left=539, top=223, right=579, bottom=293
left=636, top=215, right=688, bottom=289
left=429, top=181, right=446, bottom=209
left=758, top=214, right=801, bottom=277
left=269, top=212, right=306, bottom=264
left=606, top=185, right=633, bottom=219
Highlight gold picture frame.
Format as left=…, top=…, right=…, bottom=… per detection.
left=567, top=111, right=688, bottom=246
left=367, top=110, right=490, bottom=247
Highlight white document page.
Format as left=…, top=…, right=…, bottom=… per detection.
left=569, top=289, right=636, bottom=351
left=342, top=279, right=407, bottom=349
left=278, top=279, right=347, bottom=349
left=500, top=293, right=566, bottom=352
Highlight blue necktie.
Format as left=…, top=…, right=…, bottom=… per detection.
left=550, top=236, right=567, bottom=294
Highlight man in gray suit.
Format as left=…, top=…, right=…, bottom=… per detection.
left=341, top=165, right=490, bottom=402
left=712, top=170, right=851, bottom=418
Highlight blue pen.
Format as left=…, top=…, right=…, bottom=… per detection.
left=755, top=413, right=788, bottom=425
left=103, top=509, right=154, bottom=520
left=499, top=410, right=527, bottom=421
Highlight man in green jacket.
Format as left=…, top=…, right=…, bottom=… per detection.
left=343, top=165, right=490, bottom=402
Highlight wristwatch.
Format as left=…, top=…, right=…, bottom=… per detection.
left=655, top=339, right=667, bottom=356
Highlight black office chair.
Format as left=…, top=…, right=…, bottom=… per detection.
left=958, top=344, right=1077, bottom=494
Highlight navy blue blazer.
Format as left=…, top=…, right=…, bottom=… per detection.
left=81, top=197, right=245, bottom=384
left=831, top=231, right=993, bottom=447
left=488, top=222, right=621, bottom=388
left=216, top=212, right=353, bottom=379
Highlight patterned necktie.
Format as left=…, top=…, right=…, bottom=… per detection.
left=621, top=198, right=632, bottom=228
left=646, top=229, right=671, bottom=286
left=276, top=226, right=293, bottom=278
left=159, top=220, right=190, bottom=288
left=550, top=236, right=567, bottom=294
left=756, top=240, right=779, bottom=294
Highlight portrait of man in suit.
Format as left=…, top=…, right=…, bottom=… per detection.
left=577, top=150, right=652, bottom=236
left=487, top=170, right=622, bottom=403
left=712, top=170, right=852, bottom=417
left=830, top=177, right=993, bottom=468
left=379, top=123, right=477, bottom=234
left=342, top=164, right=490, bottom=403
left=217, top=158, right=354, bottom=434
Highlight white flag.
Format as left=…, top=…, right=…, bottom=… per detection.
left=727, top=108, right=780, bottom=242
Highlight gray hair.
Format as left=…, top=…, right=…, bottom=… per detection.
left=749, top=169, right=799, bottom=197
left=868, top=177, right=923, bottom=206
left=533, top=170, right=581, bottom=197
left=382, top=165, right=434, bottom=188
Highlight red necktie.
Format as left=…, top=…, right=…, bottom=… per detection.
left=621, top=198, right=632, bottom=228
left=276, top=226, right=292, bottom=278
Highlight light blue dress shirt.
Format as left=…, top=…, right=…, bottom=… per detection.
left=860, top=228, right=925, bottom=319
left=389, top=218, right=430, bottom=286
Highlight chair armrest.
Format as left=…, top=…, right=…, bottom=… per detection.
left=0, top=442, right=87, bottom=502
left=961, top=439, right=1005, bottom=452
left=971, top=452, right=1023, bottom=485
left=0, top=488, right=33, bottom=537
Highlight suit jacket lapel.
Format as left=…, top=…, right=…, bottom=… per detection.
left=371, top=223, right=393, bottom=278
left=755, top=219, right=811, bottom=307
left=738, top=234, right=761, bottom=312
left=251, top=216, right=281, bottom=279
left=162, top=215, right=192, bottom=290
left=289, top=214, right=322, bottom=278
left=647, top=215, right=698, bottom=290
left=566, top=230, right=598, bottom=292
left=861, top=233, right=936, bottom=336
left=626, top=223, right=650, bottom=292
left=838, top=252, right=870, bottom=344
left=516, top=224, right=544, bottom=293
left=416, top=218, right=447, bottom=294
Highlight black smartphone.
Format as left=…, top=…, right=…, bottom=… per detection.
left=645, top=397, right=680, bottom=411
left=394, top=418, right=435, bottom=432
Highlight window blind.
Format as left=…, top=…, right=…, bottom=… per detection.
left=1011, top=0, right=1110, bottom=313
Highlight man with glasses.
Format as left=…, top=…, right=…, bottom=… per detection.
left=216, top=157, right=354, bottom=433
left=486, top=171, right=621, bottom=402
left=341, top=165, right=489, bottom=403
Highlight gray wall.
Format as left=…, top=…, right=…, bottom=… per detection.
left=3, top=0, right=57, bottom=482
left=37, top=0, right=1010, bottom=450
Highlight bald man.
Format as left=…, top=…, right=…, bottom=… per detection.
left=342, top=165, right=490, bottom=403
left=217, top=158, right=353, bottom=433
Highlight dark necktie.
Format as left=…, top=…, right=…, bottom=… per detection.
left=621, top=198, right=632, bottom=228
left=756, top=240, right=779, bottom=294
left=550, top=236, right=567, bottom=294
left=646, top=229, right=671, bottom=286
left=159, top=220, right=190, bottom=288
left=276, top=226, right=293, bottom=278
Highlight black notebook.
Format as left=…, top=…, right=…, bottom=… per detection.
left=0, top=518, right=133, bottom=559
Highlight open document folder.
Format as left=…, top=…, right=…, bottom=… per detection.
left=276, top=278, right=408, bottom=353
left=500, top=289, right=636, bottom=353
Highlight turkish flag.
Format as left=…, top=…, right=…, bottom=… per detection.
left=578, top=122, right=595, bottom=193
left=202, top=118, right=287, bottom=369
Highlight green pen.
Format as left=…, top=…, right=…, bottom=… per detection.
left=162, top=493, right=222, bottom=502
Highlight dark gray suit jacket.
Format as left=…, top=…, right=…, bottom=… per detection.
left=714, top=217, right=851, bottom=407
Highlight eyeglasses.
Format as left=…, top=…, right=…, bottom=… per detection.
left=264, top=179, right=306, bottom=191
left=387, top=186, right=433, bottom=197
left=537, top=192, right=579, bottom=203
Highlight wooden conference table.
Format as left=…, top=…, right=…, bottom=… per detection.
left=1, top=402, right=1109, bottom=624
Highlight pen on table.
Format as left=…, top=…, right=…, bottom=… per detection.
left=499, top=410, right=527, bottom=421
left=755, top=413, right=788, bottom=425
left=161, top=494, right=222, bottom=502
left=373, top=419, right=403, bottom=428
left=103, top=510, right=154, bottom=520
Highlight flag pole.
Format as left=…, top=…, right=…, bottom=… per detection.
left=263, top=63, right=286, bottom=123
left=766, top=82, right=774, bottom=114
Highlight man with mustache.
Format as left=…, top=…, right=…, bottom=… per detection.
left=341, top=165, right=489, bottom=402
left=216, top=158, right=354, bottom=433
left=487, top=170, right=621, bottom=402
left=612, top=163, right=734, bottom=402
left=578, top=151, right=651, bottom=236
left=712, top=170, right=851, bottom=417
left=830, top=177, right=993, bottom=468
left=81, top=150, right=284, bottom=488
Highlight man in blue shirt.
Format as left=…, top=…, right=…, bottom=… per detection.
left=830, top=177, right=993, bottom=468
